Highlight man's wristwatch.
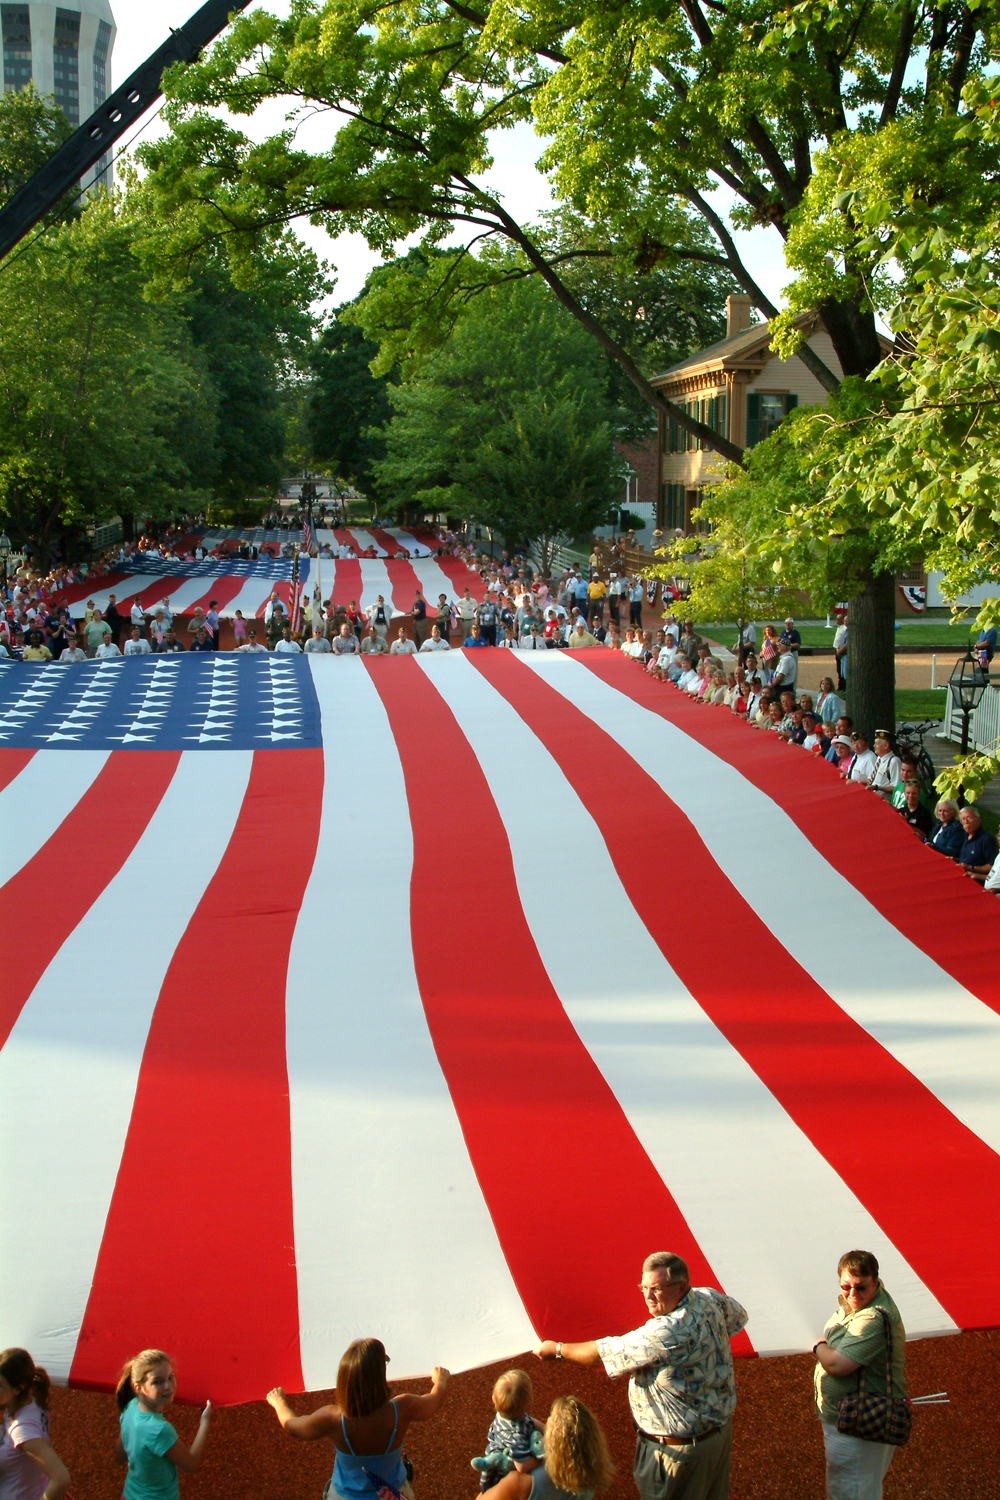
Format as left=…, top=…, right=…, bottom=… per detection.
left=812, top=1339, right=827, bottom=1356
left=555, top=1343, right=563, bottom=1360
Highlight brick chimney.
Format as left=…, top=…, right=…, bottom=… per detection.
left=726, top=294, right=754, bottom=338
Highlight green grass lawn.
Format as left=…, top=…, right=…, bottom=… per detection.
left=701, top=621, right=981, bottom=648
left=895, top=689, right=948, bottom=722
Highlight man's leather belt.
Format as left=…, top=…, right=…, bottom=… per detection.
left=638, top=1424, right=721, bottom=1447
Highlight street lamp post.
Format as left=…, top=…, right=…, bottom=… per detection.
left=0, top=531, right=11, bottom=591
left=949, top=649, right=990, bottom=754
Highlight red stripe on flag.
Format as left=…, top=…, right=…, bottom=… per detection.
left=367, top=659, right=749, bottom=1349
left=129, top=575, right=188, bottom=612
left=71, top=749, right=324, bottom=1404
left=433, top=556, right=486, bottom=601
left=0, top=747, right=34, bottom=794
left=0, top=752, right=180, bottom=1051
left=330, top=558, right=363, bottom=612
left=369, top=527, right=401, bottom=556
left=474, top=651, right=1000, bottom=1330
left=585, top=656, right=1000, bottom=1021
left=176, top=573, right=249, bottom=620
left=56, top=573, right=129, bottom=608
left=333, top=529, right=358, bottom=555
left=383, top=558, right=424, bottom=618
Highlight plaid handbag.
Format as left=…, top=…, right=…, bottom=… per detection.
left=836, top=1307, right=912, bottom=1446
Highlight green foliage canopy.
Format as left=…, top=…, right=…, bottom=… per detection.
left=371, top=276, right=625, bottom=561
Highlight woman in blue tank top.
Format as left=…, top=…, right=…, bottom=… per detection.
left=267, top=1339, right=449, bottom=1499
left=489, top=1397, right=614, bottom=1500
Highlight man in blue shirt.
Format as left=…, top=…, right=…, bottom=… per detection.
left=975, top=623, right=997, bottom=662
left=462, top=623, right=490, bottom=649
left=779, top=616, right=802, bottom=653
left=958, top=806, right=998, bottom=881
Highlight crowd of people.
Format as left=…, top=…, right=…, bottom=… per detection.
left=636, top=612, right=1000, bottom=891
left=0, top=539, right=660, bottom=663
left=0, top=1248, right=908, bottom=1500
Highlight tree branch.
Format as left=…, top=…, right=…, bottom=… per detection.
left=439, top=0, right=570, bottom=65
left=744, top=116, right=799, bottom=208
left=879, top=0, right=917, bottom=125
left=686, top=188, right=841, bottom=393
left=472, top=195, right=746, bottom=463
left=947, top=4, right=978, bottom=108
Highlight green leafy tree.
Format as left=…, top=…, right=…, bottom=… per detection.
left=134, top=2, right=743, bottom=460
left=132, top=0, right=1000, bottom=719
left=373, top=276, right=625, bottom=567
left=0, top=84, right=75, bottom=226
left=304, top=313, right=393, bottom=491
left=0, top=199, right=220, bottom=556
left=645, top=516, right=803, bottom=647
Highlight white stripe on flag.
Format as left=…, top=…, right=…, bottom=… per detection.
left=357, top=559, right=393, bottom=614
left=0, top=752, right=253, bottom=1378
left=0, top=751, right=110, bottom=889
left=287, top=659, right=534, bottom=1385
left=348, top=527, right=386, bottom=556
left=158, top=575, right=226, bottom=615
left=410, top=556, right=465, bottom=606
left=221, top=575, right=283, bottom=620
left=420, top=655, right=957, bottom=1351
left=518, top=653, right=1000, bottom=1158
left=386, top=528, right=431, bottom=556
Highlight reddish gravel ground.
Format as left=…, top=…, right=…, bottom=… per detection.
left=50, top=1330, right=1000, bottom=1500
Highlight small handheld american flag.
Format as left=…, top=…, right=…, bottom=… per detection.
left=363, top=1470, right=405, bottom=1500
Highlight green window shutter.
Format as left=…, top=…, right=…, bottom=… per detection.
left=719, top=391, right=728, bottom=439
left=784, top=393, right=798, bottom=415
left=669, top=417, right=678, bottom=453
left=707, top=396, right=717, bottom=433
left=746, top=392, right=760, bottom=447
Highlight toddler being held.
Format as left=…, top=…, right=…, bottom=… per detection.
left=471, top=1370, right=544, bottom=1491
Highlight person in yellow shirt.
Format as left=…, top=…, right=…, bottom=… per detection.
left=586, top=575, right=607, bottom=628
left=568, top=621, right=598, bottom=649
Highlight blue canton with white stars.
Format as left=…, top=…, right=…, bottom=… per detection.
left=119, top=554, right=309, bottom=581
left=0, top=656, right=322, bottom=750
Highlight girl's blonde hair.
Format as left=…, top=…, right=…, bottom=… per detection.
left=115, top=1350, right=171, bottom=1412
left=544, top=1396, right=615, bottom=1494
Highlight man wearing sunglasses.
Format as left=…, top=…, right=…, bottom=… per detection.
left=534, top=1251, right=747, bottom=1499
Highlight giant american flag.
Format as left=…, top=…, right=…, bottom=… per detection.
left=55, top=529, right=466, bottom=624
left=1, top=648, right=998, bottom=1405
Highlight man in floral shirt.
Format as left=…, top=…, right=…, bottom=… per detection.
left=535, top=1251, right=747, bottom=1499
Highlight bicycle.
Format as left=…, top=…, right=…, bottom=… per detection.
left=896, top=719, right=939, bottom=799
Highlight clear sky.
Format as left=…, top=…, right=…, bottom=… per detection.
left=108, top=0, right=788, bottom=310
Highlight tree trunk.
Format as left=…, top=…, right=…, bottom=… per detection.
left=846, top=568, right=896, bottom=739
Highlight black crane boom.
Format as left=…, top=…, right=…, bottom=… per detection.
left=0, top=0, right=252, bottom=262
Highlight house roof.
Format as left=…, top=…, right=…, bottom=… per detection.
left=652, top=311, right=893, bottom=388
left=653, top=319, right=774, bottom=381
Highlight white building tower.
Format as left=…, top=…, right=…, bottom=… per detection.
left=1, top=2, right=116, bottom=141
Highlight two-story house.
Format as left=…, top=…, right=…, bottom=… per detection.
left=654, top=294, right=879, bottom=533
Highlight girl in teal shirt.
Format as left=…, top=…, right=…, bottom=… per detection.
left=115, top=1350, right=211, bottom=1500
